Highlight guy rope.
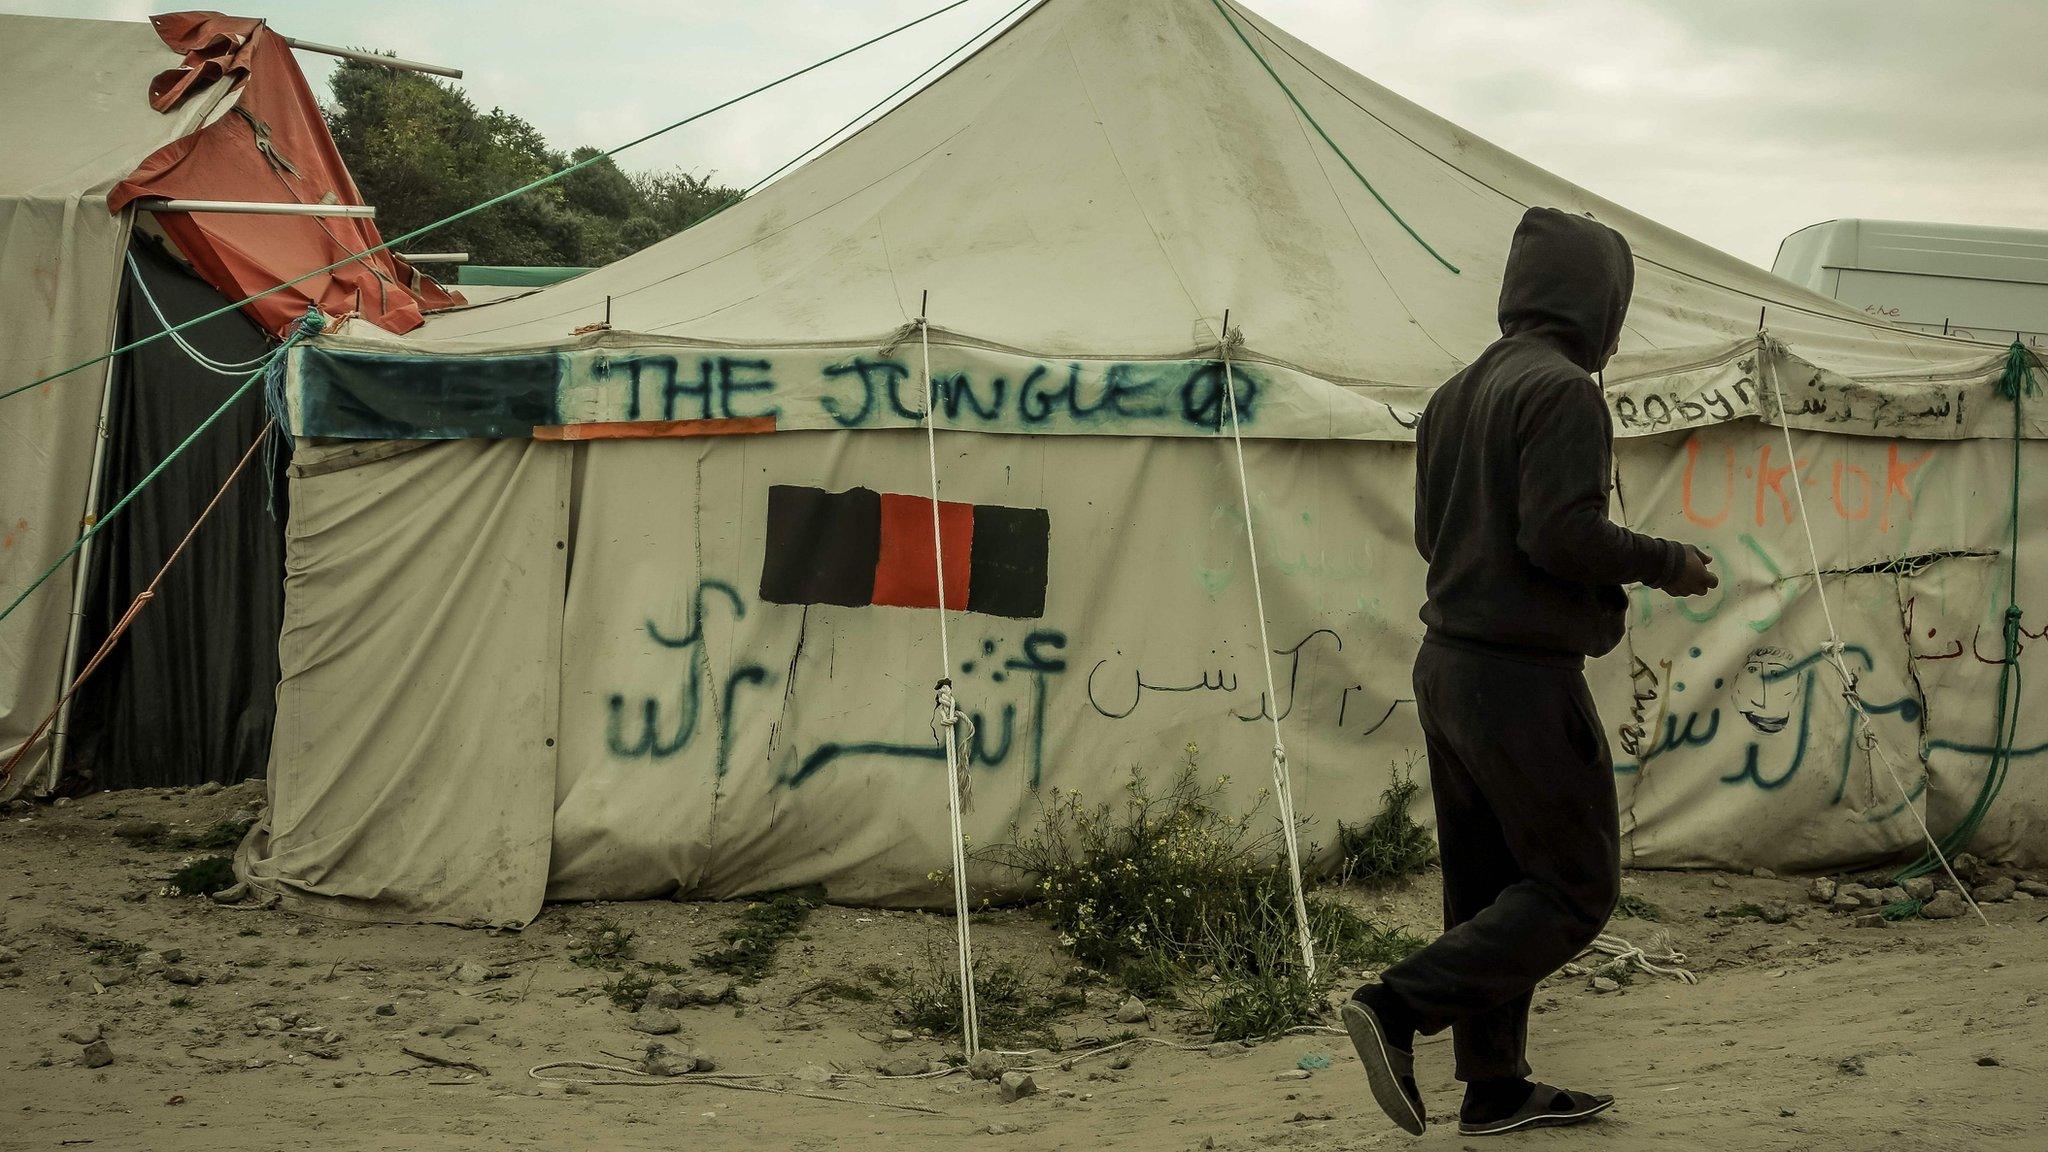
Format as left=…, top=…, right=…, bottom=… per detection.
left=1217, top=311, right=1318, bottom=981
left=916, top=292, right=981, bottom=1058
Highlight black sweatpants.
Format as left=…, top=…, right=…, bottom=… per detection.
left=1380, top=634, right=1621, bottom=1082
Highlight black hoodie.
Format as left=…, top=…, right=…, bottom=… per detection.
left=1413, top=207, right=1689, bottom=663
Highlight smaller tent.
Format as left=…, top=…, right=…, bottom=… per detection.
left=0, top=12, right=456, bottom=796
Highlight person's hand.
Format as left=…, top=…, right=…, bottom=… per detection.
left=1665, top=546, right=1718, bottom=597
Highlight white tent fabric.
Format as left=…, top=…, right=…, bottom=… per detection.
left=0, top=17, right=227, bottom=797
left=245, top=0, right=2042, bottom=925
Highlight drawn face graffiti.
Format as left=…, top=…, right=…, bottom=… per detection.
left=1733, top=646, right=1796, bottom=734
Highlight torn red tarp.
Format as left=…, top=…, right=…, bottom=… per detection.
left=108, top=11, right=461, bottom=337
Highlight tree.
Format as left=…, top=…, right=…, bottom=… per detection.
left=323, top=59, right=744, bottom=267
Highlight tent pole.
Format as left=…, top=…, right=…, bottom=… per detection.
left=138, top=200, right=377, bottom=219
left=282, top=38, right=463, bottom=80
left=47, top=279, right=126, bottom=793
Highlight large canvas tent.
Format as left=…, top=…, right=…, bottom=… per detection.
left=235, top=0, right=2041, bottom=928
left=0, top=13, right=456, bottom=796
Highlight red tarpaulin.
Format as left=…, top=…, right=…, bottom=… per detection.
left=108, top=11, right=461, bottom=337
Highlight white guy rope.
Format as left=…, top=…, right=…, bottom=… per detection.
left=1758, top=335, right=1987, bottom=927
left=917, top=300, right=982, bottom=1057
left=125, top=251, right=275, bottom=376
left=1217, top=313, right=1317, bottom=982
left=1585, top=931, right=1696, bottom=984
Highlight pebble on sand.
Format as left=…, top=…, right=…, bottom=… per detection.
left=1920, top=891, right=1967, bottom=920
left=999, top=1071, right=1038, bottom=1101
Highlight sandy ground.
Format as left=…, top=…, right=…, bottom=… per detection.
left=3, top=782, right=2044, bottom=1152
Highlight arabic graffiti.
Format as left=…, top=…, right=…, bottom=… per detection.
left=781, top=630, right=1068, bottom=790
left=605, top=579, right=775, bottom=777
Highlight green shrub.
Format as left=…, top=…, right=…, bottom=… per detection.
left=1335, top=766, right=1435, bottom=883
left=980, top=745, right=1426, bottom=1039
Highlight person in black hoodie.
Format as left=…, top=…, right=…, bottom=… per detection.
left=1340, top=207, right=1718, bottom=1138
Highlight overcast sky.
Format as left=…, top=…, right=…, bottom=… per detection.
left=15, top=0, right=2047, bottom=267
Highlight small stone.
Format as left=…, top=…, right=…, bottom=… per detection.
left=194, top=781, right=224, bottom=796
left=631, top=1007, right=681, bottom=1036
left=1920, top=891, right=1966, bottom=920
left=1113, top=996, right=1150, bottom=1024
left=2016, top=879, right=2048, bottom=898
left=79, top=1040, right=114, bottom=1068
left=164, top=965, right=203, bottom=986
left=887, top=1028, right=915, bottom=1043
left=640, top=983, right=684, bottom=1010
left=986, top=1122, right=1012, bottom=1135
left=1877, top=887, right=1908, bottom=906
left=1109, top=1055, right=1132, bottom=1071
left=374, top=1003, right=397, bottom=1017
left=114, top=819, right=169, bottom=844
left=1952, top=853, right=1986, bottom=884
left=1903, top=877, right=1938, bottom=901
left=1807, top=878, right=1838, bottom=904
left=731, top=985, right=759, bottom=1004
left=1711, top=876, right=1732, bottom=890
left=878, top=1056, right=927, bottom=1078
left=1977, top=1055, right=2001, bottom=1067
left=1830, top=894, right=1861, bottom=914
left=257, top=1015, right=285, bottom=1031
left=1274, top=1069, right=1312, bottom=1081
left=135, top=951, right=167, bottom=976
left=1836, top=883, right=1876, bottom=907
left=795, top=1065, right=833, bottom=1084
left=1759, top=900, right=1793, bottom=924
left=450, top=961, right=492, bottom=985
left=1971, top=877, right=2016, bottom=904
left=687, top=1049, right=717, bottom=1074
left=1838, top=1055, right=1866, bottom=1076
left=1780, top=1107, right=1798, bottom=1117
left=1851, top=913, right=1886, bottom=929
left=998, top=1071, right=1037, bottom=1101
left=968, top=1051, right=1008, bottom=1081
left=563, top=1081, right=590, bottom=1096
left=1590, top=976, right=1620, bottom=993
left=1752, top=867, right=1778, bottom=880
left=61, top=1022, right=102, bottom=1045
left=679, top=981, right=729, bottom=1006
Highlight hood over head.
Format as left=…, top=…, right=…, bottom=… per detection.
left=1497, top=206, right=1635, bottom=372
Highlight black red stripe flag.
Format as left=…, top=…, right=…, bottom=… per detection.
left=760, top=485, right=1049, bottom=619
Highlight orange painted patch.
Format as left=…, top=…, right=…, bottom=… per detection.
left=871, top=494, right=973, bottom=611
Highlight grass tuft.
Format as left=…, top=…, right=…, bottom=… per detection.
left=1615, top=893, right=1663, bottom=921
left=885, top=950, right=1082, bottom=1050
left=695, top=892, right=814, bottom=981
left=1335, top=765, right=1436, bottom=884
left=167, top=856, right=236, bottom=896
left=569, top=916, right=637, bottom=970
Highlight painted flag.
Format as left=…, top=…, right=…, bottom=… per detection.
left=760, top=485, right=1049, bottom=619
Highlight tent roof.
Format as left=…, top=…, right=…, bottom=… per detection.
left=0, top=15, right=226, bottom=201
left=383, top=0, right=2004, bottom=392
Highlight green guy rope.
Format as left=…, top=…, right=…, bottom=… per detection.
left=1895, top=340, right=2040, bottom=882
left=658, top=0, right=1040, bottom=248
left=0, top=0, right=986, bottom=405
left=1207, top=0, right=1459, bottom=275
left=0, top=314, right=320, bottom=629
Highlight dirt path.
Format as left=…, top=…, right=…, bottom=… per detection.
left=3, top=783, right=2043, bottom=1151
